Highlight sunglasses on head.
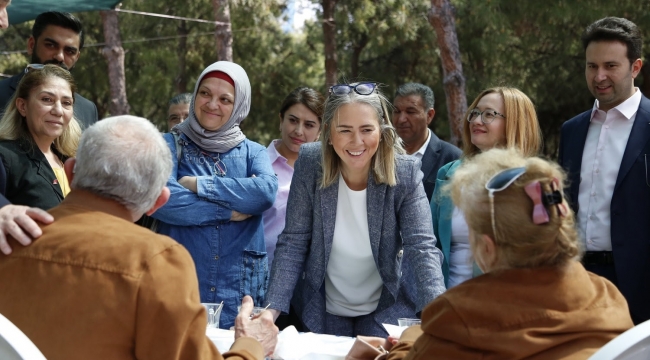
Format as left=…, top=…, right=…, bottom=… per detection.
left=329, top=82, right=377, bottom=96
left=24, top=63, right=70, bottom=74
left=485, top=167, right=527, bottom=241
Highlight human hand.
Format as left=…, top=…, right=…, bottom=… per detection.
left=0, top=205, right=54, bottom=255
left=178, top=176, right=198, bottom=193
left=359, top=336, right=394, bottom=352
left=231, top=210, right=251, bottom=222
left=235, top=295, right=278, bottom=357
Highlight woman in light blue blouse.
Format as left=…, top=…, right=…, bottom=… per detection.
left=151, top=61, right=278, bottom=329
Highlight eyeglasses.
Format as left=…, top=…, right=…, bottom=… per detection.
left=467, top=108, right=506, bottom=124
left=201, top=151, right=227, bottom=177
left=485, top=167, right=526, bottom=241
left=329, top=82, right=377, bottom=96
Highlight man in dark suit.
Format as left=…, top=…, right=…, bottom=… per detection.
left=558, top=17, right=650, bottom=324
left=393, top=83, right=461, bottom=201
left=0, top=11, right=98, bottom=128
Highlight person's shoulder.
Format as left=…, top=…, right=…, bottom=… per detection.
left=43, top=206, right=185, bottom=275
left=563, top=109, right=592, bottom=128
left=241, top=138, right=268, bottom=152
left=73, top=93, right=96, bottom=107
left=0, top=140, right=26, bottom=161
left=396, top=153, right=419, bottom=169
left=298, top=142, right=322, bottom=159
left=438, top=139, right=462, bottom=156
left=437, top=159, right=462, bottom=179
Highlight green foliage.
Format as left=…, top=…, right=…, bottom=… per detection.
left=3, top=0, right=650, bottom=153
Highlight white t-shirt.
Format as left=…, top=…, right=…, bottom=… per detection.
left=325, top=175, right=383, bottom=316
left=449, top=206, right=472, bottom=288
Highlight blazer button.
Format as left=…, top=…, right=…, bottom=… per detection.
left=302, top=272, right=306, bottom=279
left=397, top=250, right=403, bottom=258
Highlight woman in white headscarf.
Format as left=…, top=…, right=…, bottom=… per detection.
left=151, top=61, right=278, bottom=329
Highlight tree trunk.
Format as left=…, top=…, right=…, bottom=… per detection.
left=175, top=20, right=189, bottom=94
left=351, top=33, right=368, bottom=79
left=212, top=0, right=233, bottom=62
left=322, top=0, right=338, bottom=87
left=100, top=10, right=130, bottom=116
left=428, top=0, right=466, bottom=146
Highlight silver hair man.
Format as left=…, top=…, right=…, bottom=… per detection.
left=71, top=115, right=173, bottom=215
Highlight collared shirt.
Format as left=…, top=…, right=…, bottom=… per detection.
left=578, top=88, right=641, bottom=251
left=412, top=129, right=432, bottom=159
left=262, top=139, right=294, bottom=267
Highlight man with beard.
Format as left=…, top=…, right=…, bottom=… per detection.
left=0, top=11, right=98, bottom=128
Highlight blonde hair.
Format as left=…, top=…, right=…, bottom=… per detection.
left=461, top=87, right=542, bottom=158
left=320, top=84, right=404, bottom=188
left=447, top=148, right=581, bottom=269
left=0, top=64, right=81, bottom=157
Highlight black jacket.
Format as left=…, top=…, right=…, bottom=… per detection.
left=0, top=139, right=65, bottom=210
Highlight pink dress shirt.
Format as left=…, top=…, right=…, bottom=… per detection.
left=263, top=140, right=294, bottom=266
left=578, top=89, right=641, bottom=251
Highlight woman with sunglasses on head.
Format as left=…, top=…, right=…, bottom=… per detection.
left=0, top=64, right=81, bottom=210
left=263, top=87, right=324, bottom=268
left=386, top=148, right=632, bottom=359
left=430, top=87, right=542, bottom=289
left=150, top=61, right=278, bottom=330
left=265, top=82, right=445, bottom=337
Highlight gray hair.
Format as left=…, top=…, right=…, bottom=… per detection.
left=169, top=93, right=192, bottom=106
left=394, top=83, right=435, bottom=110
left=320, top=84, right=404, bottom=188
left=72, top=115, right=173, bottom=215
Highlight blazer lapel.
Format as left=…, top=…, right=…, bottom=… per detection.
left=615, top=96, right=650, bottom=191
left=22, top=143, right=64, bottom=201
left=420, top=133, right=439, bottom=181
left=366, top=172, right=385, bottom=264
left=320, top=176, right=339, bottom=267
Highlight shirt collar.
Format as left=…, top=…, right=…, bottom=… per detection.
left=591, top=87, right=642, bottom=121
left=415, top=129, right=432, bottom=157
left=267, top=139, right=288, bottom=164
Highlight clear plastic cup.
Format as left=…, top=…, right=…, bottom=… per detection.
left=397, top=318, right=421, bottom=327
left=202, top=302, right=223, bottom=328
left=237, top=305, right=267, bottom=318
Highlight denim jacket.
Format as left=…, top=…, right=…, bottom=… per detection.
left=152, top=132, right=277, bottom=329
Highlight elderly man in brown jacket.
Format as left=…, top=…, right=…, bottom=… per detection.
left=0, top=116, right=277, bottom=360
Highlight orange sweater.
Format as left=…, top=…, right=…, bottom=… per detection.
left=388, top=261, right=633, bottom=360
left=0, top=191, right=263, bottom=360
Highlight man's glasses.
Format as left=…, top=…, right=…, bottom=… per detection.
left=467, top=108, right=506, bottom=124
left=485, top=167, right=526, bottom=241
left=329, top=82, right=377, bottom=96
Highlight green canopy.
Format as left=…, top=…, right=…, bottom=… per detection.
left=8, top=0, right=122, bottom=25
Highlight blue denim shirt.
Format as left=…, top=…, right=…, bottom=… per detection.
left=152, top=132, right=277, bottom=329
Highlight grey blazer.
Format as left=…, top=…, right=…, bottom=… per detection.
left=266, top=142, right=445, bottom=334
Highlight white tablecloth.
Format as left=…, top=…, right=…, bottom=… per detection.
left=206, top=326, right=355, bottom=360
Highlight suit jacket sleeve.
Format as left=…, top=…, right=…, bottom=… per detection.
left=134, top=241, right=264, bottom=360
left=399, top=159, right=446, bottom=310
left=266, top=145, right=317, bottom=313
